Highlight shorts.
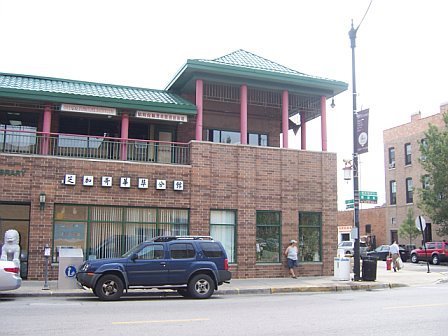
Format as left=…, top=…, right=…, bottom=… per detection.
left=287, top=258, right=298, bottom=269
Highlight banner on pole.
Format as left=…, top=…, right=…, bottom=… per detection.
left=356, top=109, right=369, bottom=154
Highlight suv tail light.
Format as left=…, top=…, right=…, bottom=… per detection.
left=4, top=267, right=19, bottom=274
left=224, top=258, right=229, bottom=270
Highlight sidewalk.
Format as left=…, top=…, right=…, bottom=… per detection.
left=3, top=261, right=447, bottom=298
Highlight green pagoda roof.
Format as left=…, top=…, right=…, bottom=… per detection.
left=0, top=73, right=197, bottom=115
left=166, top=49, right=348, bottom=97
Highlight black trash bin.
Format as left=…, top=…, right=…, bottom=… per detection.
left=362, top=257, right=377, bottom=281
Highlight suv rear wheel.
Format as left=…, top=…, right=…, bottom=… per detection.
left=431, top=254, right=440, bottom=265
left=411, top=254, right=418, bottom=263
left=188, top=274, right=214, bottom=299
left=95, top=274, right=124, bottom=301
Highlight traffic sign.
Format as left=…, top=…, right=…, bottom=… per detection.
left=415, top=216, right=426, bottom=232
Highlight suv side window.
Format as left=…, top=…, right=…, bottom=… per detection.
left=170, top=243, right=195, bottom=259
left=426, top=242, right=435, bottom=249
left=200, top=242, right=224, bottom=258
left=137, top=244, right=164, bottom=260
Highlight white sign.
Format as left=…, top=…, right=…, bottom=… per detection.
left=120, top=177, right=131, bottom=188
left=64, top=174, right=76, bottom=185
left=415, top=216, right=426, bottom=231
left=83, top=176, right=94, bottom=186
left=61, top=103, right=116, bottom=116
left=173, top=180, right=184, bottom=191
left=101, top=176, right=113, bottom=187
left=136, top=111, right=187, bottom=123
left=156, top=179, right=166, bottom=190
left=138, top=178, right=149, bottom=189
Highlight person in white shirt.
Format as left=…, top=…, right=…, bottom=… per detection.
left=389, top=241, right=400, bottom=272
left=284, top=240, right=299, bottom=278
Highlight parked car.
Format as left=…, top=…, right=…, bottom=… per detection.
left=337, top=240, right=368, bottom=256
left=76, top=236, right=231, bottom=301
left=0, top=260, right=22, bottom=291
left=365, top=244, right=408, bottom=262
left=410, top=241, right=448, bottom=265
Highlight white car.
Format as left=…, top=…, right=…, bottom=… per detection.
left=0, top=260, right=22, bottom=291
left=337, top=241, right=368, bottom=256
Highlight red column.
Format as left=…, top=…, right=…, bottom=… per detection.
left=195, top=79, right=203, bottom=141
left=240, top=84, right=248, bottom=144
left=41, top=104, right=52, bottom=155
left=120, top=113, right=129, bottom=160
left=282, top=90, right=289, bottom=148
left=300, top=111, right=307, bottom=150
left=321, top=96, right=327, bottom=151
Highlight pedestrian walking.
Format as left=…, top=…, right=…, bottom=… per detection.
left=389, top=241, right=400, bottom=272
left=284, top=239, right=299, bottom=278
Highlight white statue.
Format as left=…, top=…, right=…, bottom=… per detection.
left=1, top=229, right=21, bottom=267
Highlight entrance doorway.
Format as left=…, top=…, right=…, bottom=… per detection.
left=0, top=203, right=30, bottom=279
left=156, top=130, right=173, bottom=163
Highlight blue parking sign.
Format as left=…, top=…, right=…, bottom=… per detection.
left=65, top=265, right=77, bottom=278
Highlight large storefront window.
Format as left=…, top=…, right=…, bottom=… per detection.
left=210, top=210, right=236, bottom=263
left=256, top=211, right=281, bottom=263
left=53, top=205, right=189, bottom=261
left=298, top=212, right=322, bottom=262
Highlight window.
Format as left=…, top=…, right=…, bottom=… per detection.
left=390, top=180, right=397, bottom=205
left=406, top=177, right=413, bottom=203
left=256, top=211, right=281, bottom=263
left=169, top=243, right=195, bottom=259
left=210, top=210, right=236, bottom=263
left=299, top=212, right=322, bottom=262
left=422, top=174, right=430, bottom=190
left=207, top=129, right=268, bottom=147
left=420, top=138, right=428, bottom=161
left=53, top=205, right=189, bottom=261
left=365, top=224, right=371, bottom=234
left=137, top=244, right=164, bottom=260
left=391, top=217, right=396, bottom=226
left=388, top=147, right=395, bottom=168
left=405, top=143, right=412, bottom=165
left=200, top=242, right=224, bottom=258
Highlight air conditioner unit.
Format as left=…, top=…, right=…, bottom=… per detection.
left=388, top=162, right=395, bottom=169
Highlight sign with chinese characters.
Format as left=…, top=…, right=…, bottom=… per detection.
left=173, top=180, right=184, bottom=191
left=135, top=111, right=187, bottom=123
left=101, top=176, right=113, bottom=187
left=156, top=179, right=166, bottom=190
left=64, top=174, right=76, bottom=185
left=120, top=177, right=131, bottom=188
left=83, top=176, right=94, bottom=186
left=138, top=178, right=149, bottom=189
left=61, top=103, right=117, bottom=116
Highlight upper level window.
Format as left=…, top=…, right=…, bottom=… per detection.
left=422, top=174, right=430, bottom=190
left=420, top=138, right=428, bottom=161
left=406, top=177, right=413, bottom=203
left=388, top=147, right=395, bottom=168
left=390, top=180, right=397, bottom=205
left=207, top=129, right=268, bottom=147
left=405, top=143, right=412, bottom=165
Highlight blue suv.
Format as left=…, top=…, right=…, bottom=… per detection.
left=76, top=236, right=231, bottom=300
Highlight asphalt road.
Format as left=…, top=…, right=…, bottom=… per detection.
left=1, top=278, right=447, bottom=336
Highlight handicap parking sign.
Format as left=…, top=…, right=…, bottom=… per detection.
left=65, top=265, right=77, bottom=278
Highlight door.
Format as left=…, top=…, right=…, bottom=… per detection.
left=156, top=130, right=173, bottom=163
left=125, top=243, right=168, bottom=286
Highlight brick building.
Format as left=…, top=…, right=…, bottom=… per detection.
left=383, top=107, right=447, bottom=244
left=337, top=206, right=387, bottom=249
left=0, top=50, right=347, bottom=280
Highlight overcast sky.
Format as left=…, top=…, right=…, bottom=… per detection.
left=1, top=0, right=447, bottom=210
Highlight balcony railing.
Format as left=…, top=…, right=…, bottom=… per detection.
left=0, top=129, right=190, bottom=165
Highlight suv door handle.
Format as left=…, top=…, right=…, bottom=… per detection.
left=159, top=262, right=166, bottom=267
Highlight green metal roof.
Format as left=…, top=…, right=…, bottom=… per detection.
left=0, top=73, right=197, bottom=115
left=166, top=49, right=348, bottom=97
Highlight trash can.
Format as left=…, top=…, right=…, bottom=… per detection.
left=334, top=257, right=351, bottom=281
left=362, top=257, right=377, bottom=281
left=58, top=248, right=84, bottom=289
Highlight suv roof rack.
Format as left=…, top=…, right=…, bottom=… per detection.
left=151, top=236, right=214, bottom=242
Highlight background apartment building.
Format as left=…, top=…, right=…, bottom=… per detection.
left=383, top=106, right=447, bottom=245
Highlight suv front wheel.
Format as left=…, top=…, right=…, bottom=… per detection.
left=411, top=254, right=419, bottom=263
left=188, top=274, right=214, bottom=299
left=95, top=274, right=124, bottom=301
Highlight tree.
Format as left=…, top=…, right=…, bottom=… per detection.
left=417, top=113, right=448, bottom=236
left=398, top=208, right=420, bottom=245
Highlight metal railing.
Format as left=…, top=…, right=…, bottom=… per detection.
left=0, top=129, right=190, bottom=165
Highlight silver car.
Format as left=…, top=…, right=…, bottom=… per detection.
left=0, top=260, right=22, bottom=291
left=337, top=241, right=368, bottom=256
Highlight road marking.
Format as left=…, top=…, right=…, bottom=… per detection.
left=384, top=303, right=448, bottom=310
left=112, top=318, right=209, bottom=325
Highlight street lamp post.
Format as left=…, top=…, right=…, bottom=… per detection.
left=349, top=21, right=361, bottom=281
